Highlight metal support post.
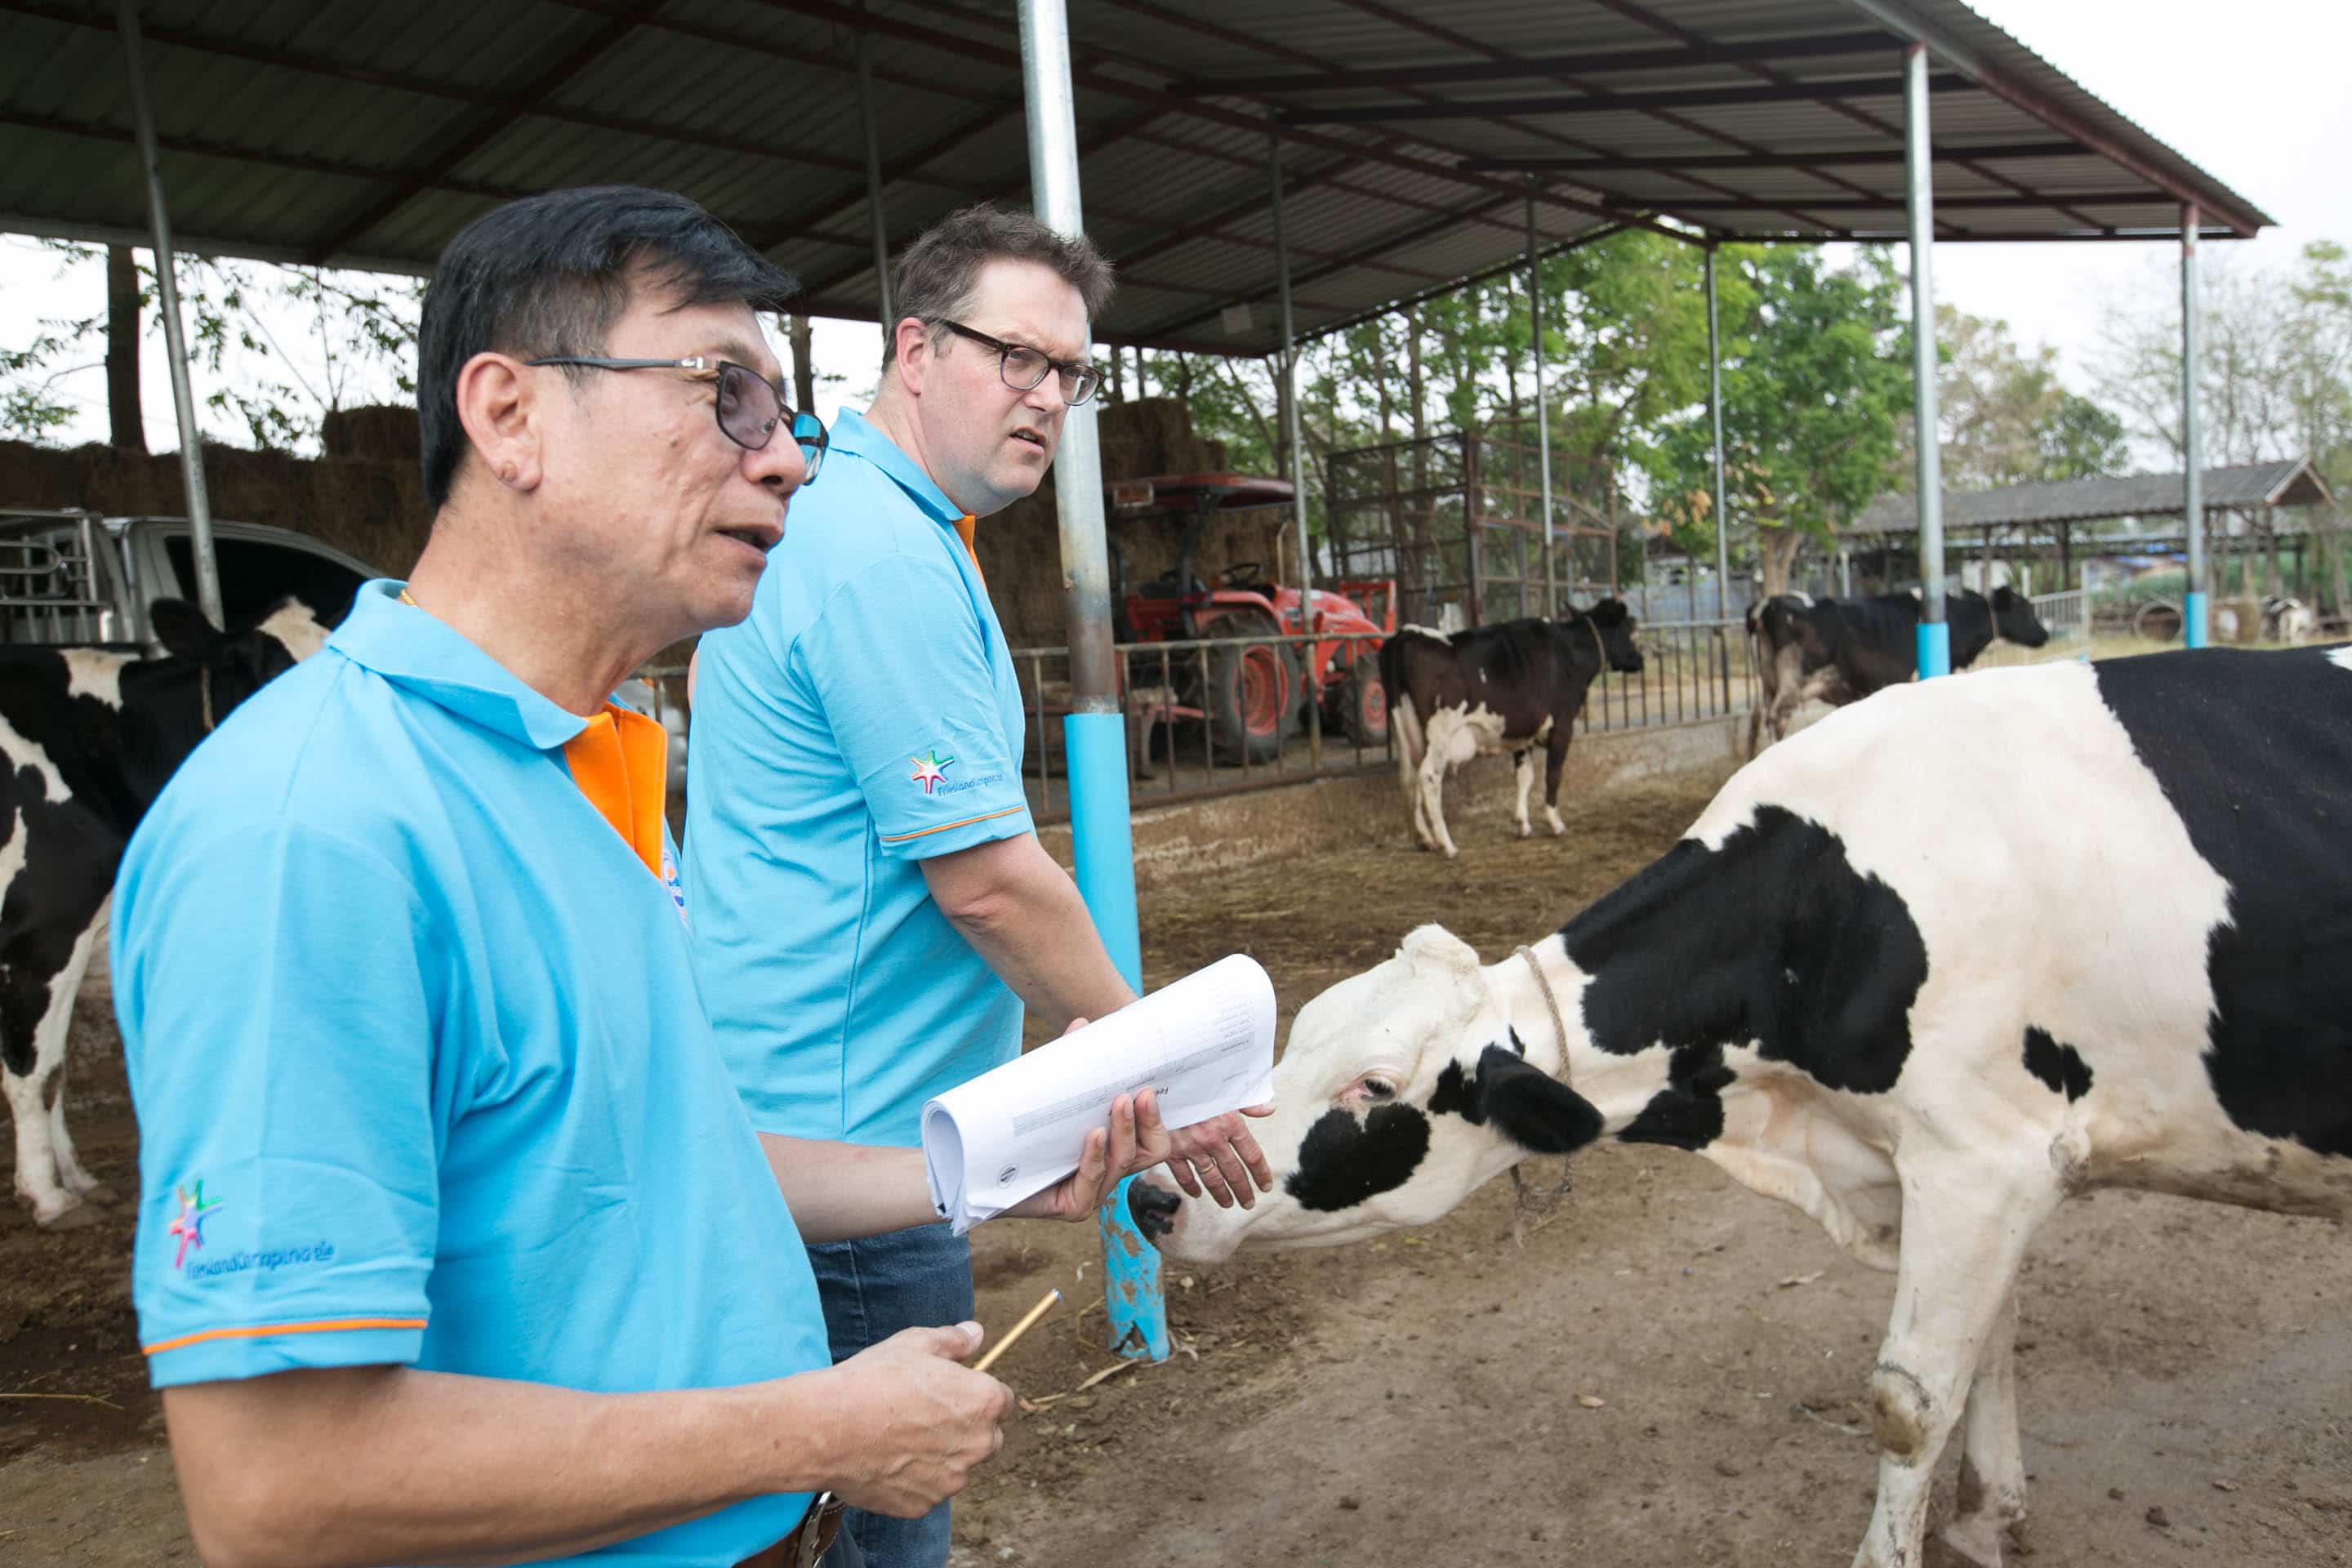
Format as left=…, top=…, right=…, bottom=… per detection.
left=117, top=0, right=221, bottom=630
left=2182, top=203, right=2207, bottom=648
left=1528, top=190, right=1557, bottom=616
left=855, top=16, right=894, bottom=332
left=1704, top=243, right=1729, bottom=622
left=1271, top=131, right=1322, bottom=769
left=1018, top=0, right=1162, bottom=1364
left=1904, top=41, right=1948, bottom=676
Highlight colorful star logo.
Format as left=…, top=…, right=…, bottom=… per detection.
left=911, top=749, right=956, bottom=793
left=167, top=1180, right=225, bottom=1270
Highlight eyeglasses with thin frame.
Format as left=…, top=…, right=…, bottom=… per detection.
left=524, top=355, right=827, bottom=483
left=932, top=321, right=1103, bottom=406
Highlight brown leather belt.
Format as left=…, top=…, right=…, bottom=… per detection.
left=735, top=1492, right=845, bottom=1568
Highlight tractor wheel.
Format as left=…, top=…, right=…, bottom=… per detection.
left=1201, top=614, right=1298, bottom=765
left=1324, top=654, right=1389, bottom=746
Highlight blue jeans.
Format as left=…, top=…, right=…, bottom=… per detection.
left=805, top=1223, right=974, bottom=1568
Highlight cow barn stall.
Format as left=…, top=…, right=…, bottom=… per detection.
left=0, top=4, right=2310, bottom=1563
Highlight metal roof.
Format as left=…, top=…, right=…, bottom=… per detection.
left=0, top=0, right=2275, bottom=354
left=1855, top=458, right=2338, bottom=533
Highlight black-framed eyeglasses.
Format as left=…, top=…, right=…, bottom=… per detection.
left=525, top=355, right=827, bottom=483
left=933, top=321, right=1103, bottom=406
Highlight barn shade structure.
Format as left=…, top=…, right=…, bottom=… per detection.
left=0, top=0, right=2272, bottom=1356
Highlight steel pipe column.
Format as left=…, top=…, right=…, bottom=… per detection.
left=855, top=14, right=894, bottom=331
left=1271, top=131, right=1321, bottom=768
left=2183, top=203, right=2207, bottom=648
left=1704, top=243, right=1728, bottom=620
left=1904, top=40, right=1949, bottom=676
left=1529, top=192, right=1557, bottom=615
left=1018, top=0, right=1163, bottom=1362
left=116, top=0, right=221, bottom=629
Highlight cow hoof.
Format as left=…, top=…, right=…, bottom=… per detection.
left=37, top=1200, right=103, bottom=1232
left=77, top=1183, right=121, bottom=1207
left=1514, top=824, right=1530, bottom=840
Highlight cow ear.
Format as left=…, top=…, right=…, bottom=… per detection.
left=1474, top=1045, right=1603, bottom=1154
left=1399, top=924, right=1481, bottom=979
left=149, top=599, right=217, bottom=660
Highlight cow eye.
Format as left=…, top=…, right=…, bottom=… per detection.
left=1358, top=1076, right=1397, bottom=1101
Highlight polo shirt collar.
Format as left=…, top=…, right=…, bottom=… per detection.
left=329, top=581, right=591, bottom=752
left=830, top=406, right=964, bottom=525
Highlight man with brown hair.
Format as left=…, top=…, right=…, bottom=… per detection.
left=684, top=204, right=1272, bottom=1566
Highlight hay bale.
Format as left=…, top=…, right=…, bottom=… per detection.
left=320, top=404, right=421, bottom=463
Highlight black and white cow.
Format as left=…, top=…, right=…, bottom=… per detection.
left=4, top=597, right=326, bottom=1229
left=1748, top=586, right=2050, bottom=755
left=1379, top=602, right=1645, bottom=858
left=1141, top=644, right=2352, bottom=1568
left=2264, top=595, right=2317, bottom=643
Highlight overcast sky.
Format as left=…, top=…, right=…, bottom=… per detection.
left=3, top=0, right=2344, bottom=452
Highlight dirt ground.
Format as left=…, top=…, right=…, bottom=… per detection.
left=4, top=767, right=2349, bottom=1567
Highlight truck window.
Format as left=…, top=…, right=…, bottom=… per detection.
left=166, top=536, right=367, bottom=629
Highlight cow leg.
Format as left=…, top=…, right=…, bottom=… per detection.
left=43, top=911, right=112, bottom=1205
left=1540, top=727, right=1570, bottom=837
left=1940, top=1290, right=2026, bottom=1568
left=1852, top=1154, right=2060, bottom=1568
left=1509, top=748, right=1535, bottom=839
left=1392, top=697, right=1434, bottom=851
left=1417, top=715, right=1473, bottom=861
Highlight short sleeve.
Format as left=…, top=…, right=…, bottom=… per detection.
left=797, top=551, right=1034, bottom=861
left=115, top=818, right=450, bottom=1388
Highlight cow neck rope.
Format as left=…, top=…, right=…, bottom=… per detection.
left=1512, top=943, right=1570, bottom=1085
left=198, top=666, right=214, bottom=733
left=1580, top=613, right=1605, bottom=672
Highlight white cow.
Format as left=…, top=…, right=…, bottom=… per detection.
left=1142, top=643, right=2352, bottom=1568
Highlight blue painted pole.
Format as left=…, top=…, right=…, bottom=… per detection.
left=2182, top=202, right=2207, bottom=649
left=1018, top=0, right=1166, bottom=1365
left=1903, top=41, right=1949, bottom=679
left=1062, top=715, right=1142, bottom=986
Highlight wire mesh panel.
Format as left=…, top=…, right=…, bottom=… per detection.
left=1325, top=433, right=1473, bottom=630
left=1327, top=429, right=1624, bottom=630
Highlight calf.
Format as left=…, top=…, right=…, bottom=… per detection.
left=1749, top=586, right=2049, bottom=754
left=4, top=597, right=326, bottom=1228
left=1379, top=601, right=1644, bottom=858
left=2264, top=595, right=2316, bottom=643
left=1143, top=644, right=2352, bottom=1568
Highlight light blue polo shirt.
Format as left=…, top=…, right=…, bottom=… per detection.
left=686, top=407, right=1032, bottom=1146
left=117, top=581, right=831, bottom=1567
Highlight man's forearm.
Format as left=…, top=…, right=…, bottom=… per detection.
left=759, top=1134, right=942, bottom=1242
left=927, top=837, right=1135, bottom=1029
left=163, top=1365, right=849, bottom=1568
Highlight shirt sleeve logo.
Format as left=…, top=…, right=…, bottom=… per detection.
left=167, top=1179, right=225, bottom=1270
left=911, top=749, right=956, bottom=793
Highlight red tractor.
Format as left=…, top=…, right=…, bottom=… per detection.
left=1107, top=473, right=1394, bottom=764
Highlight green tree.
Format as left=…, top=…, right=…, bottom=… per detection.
left=1644, top=247, right=1913, bottom=595
left=1, top=242, right=423, bottom=452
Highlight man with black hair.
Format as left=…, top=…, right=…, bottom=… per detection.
left=115, top=185, right=1166, bottom=1568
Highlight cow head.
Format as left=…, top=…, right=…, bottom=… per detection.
left=1140, top=924, right=1602, bottom=1263
left=149, top=595, right=327, bottom=720
left=1568, top=598, right=1646, bottom=674
left=1987, top=586, right=2050, bottom=648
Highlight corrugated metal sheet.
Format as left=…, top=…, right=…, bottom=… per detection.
left=1855, top=461, right=2338, bottom=532
left=0, top=0, right=2273, bottom=354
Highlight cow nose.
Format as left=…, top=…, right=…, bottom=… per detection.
left=1128, top=1174, right=1183, bottom=1241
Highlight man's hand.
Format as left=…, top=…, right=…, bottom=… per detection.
left=1164, top=1103, right=1276, bottom=1209
left=814, top=1324, right=1012, bottom=1519
left=1003, top=1080, right=1172, bottom=1221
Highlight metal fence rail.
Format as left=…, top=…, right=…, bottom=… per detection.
left=641, top=617, right=1766, bottom=830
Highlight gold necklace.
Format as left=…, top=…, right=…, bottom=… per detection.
left=399, top=587, right=421, bottom=608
